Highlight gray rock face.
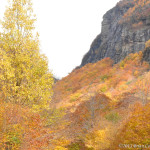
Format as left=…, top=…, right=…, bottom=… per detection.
left=143, top=47, right=150, bottom=63
left=80, top=1, right=150, bottom=67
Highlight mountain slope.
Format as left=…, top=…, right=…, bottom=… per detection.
left=80, top=0, right=150, bottom=67
left=50, top=0, right=150, bottom=149
left=51, top=51, right=150, bottom=149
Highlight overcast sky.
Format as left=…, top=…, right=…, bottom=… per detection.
left=0, top=0, right=120, bottom=79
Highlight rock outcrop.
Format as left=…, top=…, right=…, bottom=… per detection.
left=143, top=47, right=150, bottom=63
left=80, top=0, right=150, bottom=67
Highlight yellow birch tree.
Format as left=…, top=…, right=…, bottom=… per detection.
left=0, top=0, right=54, bottom=110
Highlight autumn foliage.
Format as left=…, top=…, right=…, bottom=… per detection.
left=112, top=102, right=150, bottom=149
left=0, top=0, right=54, bottom=149
left=0, top=102, right=51, bottom=150
left=1, top=0, right=150, bottom=149
left=53, top=48, right=150, bottom=149
left=119, top=0, right=150, bottom=25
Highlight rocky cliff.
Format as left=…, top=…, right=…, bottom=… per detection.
left=143, top=47, right=150, bottom=62
left=80, top=0, right=150, bottom=67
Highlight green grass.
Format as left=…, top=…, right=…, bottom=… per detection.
left=105, top=112, right=120, bottom=123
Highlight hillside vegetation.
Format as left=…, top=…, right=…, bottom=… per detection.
left=119, top=0, right=150, bottom=25
left=0, top=0, right=54, bottom=149
left=1, top=0, right=150, bottom=150
left=52, top=48, right=150, bottom=149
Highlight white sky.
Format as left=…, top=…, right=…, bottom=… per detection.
left=0, top=0, right=120, bottom=79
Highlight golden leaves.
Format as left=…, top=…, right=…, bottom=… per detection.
left=0, top=0, right=54, bottom=109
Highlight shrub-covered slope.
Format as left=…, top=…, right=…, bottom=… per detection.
left=52, top=48, right=150, bottom=149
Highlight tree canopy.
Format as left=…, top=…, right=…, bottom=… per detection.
left=0, top=0, right=54, bottom=110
